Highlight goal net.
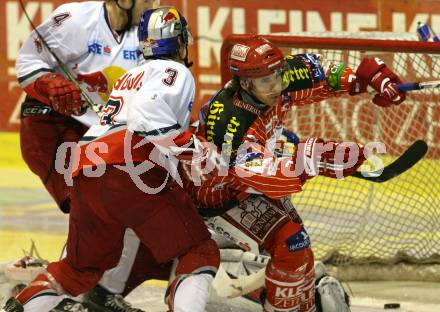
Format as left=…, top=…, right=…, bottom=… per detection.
left=220, top=33, right=440, bottom=269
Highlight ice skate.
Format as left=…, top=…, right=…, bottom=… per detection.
left=85, top=285, right=143, bottom=312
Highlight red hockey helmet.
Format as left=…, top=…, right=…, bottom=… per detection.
left=228, top=36, right=285, bottom=78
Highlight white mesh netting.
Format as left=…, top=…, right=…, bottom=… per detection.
left=223, top=33, right=440, bottom=266
left=288, top=33, right=440, bottom=265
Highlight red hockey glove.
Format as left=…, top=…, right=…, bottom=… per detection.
left=294, top=138, right=365, bottom=180
left=350, top=57, right=406, bottom=107
left=34, top=73, right=84, bottom=115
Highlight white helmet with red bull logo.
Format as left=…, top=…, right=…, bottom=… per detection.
left=138, top=6, right=193, bottom=66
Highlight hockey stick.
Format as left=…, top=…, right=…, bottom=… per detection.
left=18, top=0, right=102, bottom=114
left=283, top=129, right=426, bottom=183
left=213, top=256, right=329, bottom=300
left=211, top=249, right=270, bottom=299
left=352, top=140, right=428, bottom=183
left=212, top=141, right=429, bottom=297
left=397, top=81, right=440, bottom=91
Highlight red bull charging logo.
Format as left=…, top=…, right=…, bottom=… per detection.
left=76, top=66, right=126, bottom=103
left=162, top=9, right=179, bottom=24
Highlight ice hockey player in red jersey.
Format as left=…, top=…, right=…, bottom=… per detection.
left=4, top=6, right=219, bottom=312
left=181, top=35, right=406, bottom=312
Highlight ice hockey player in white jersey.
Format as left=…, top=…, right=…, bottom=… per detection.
left=17, top=0, right=162, bottom=127
left=2, top=6, right=220, bottom=312
left=14, top=1, right=161, bottom=311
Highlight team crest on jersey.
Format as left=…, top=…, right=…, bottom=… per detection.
left=281, top=100, right=290, bottom=111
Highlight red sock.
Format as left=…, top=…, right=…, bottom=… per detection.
left=16, top=273, right=60, bottom=304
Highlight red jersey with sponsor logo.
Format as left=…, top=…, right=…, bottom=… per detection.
left=187, top=54, right=353, bottom=209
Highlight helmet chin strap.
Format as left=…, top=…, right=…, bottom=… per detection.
left=178, top=40, right=193, bottom=68
left=183, top=45, right=194, bottom=68
left=114, top=0, right=135, bottom=32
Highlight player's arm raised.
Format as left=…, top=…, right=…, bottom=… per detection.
left=283, top=53, right=406, bottom=107
left=282, top=53, right=357, bottom=105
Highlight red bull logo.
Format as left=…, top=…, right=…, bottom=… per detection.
left=145, top=38, right=158, bottom=48
left=77, top=72, right=108, bottom=93
left=76, top=66, right=126, bottom=102
left=163, top=11, right=178, bottom=24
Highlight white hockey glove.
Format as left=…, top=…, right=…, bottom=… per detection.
left=173, top=134, right=222, bottom=186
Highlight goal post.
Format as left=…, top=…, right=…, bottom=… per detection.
left=220, top=33, right=440, bottom=272
left=220, top=33, right=440, bottom=85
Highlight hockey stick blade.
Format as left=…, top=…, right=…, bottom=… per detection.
left=351, top=140, right=428, bottom=183
left=212, top=265, right=265, bottom=298
left=397, top=81, right=440, bottom=91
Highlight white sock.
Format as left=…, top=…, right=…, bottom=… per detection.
left=173, top=274, right=213, bottom=312
left=99, top=229, right=140, bottom=294
left=23, top=293, right=66, bottom=312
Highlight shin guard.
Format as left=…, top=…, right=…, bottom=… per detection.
left=299, top=268, right=316, bottom=312
left=264, top=261, right=305, bottom=312
left=263, top=221, right=315, bottom=312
